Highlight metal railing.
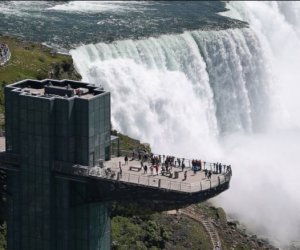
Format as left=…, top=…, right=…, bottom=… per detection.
left=52, top=150, right=232, bottom=193
left=118, top=148, right=230, bottom=171
left=88, top=163, right=232, bottom=193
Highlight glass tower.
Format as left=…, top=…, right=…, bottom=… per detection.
left=5, top=79, right=111, bottom=250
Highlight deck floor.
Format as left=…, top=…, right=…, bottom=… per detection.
left=105, top=156, right=223, bottom=188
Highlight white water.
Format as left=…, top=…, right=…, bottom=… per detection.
left=218, top=2, right=300, bottom=247
left=47, top=1, right=144, bottom=13
left=71, top=28, right=269, bottom=156
left=70, top=2, right=300, bottom=247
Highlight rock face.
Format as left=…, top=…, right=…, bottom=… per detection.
left=198, top=204, right=279, bottom=250
left=48, top=58, right=81, bottom=81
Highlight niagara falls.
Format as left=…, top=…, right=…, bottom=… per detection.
left=0, top=1, right=300, bottom=249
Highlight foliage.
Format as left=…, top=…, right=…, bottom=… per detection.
left=111, top=204, right=213, bottom=250
left=111, top=214, right=172, bottom=250
left=0, top=36, right=77, bottom=84
left=0, top=35, right=81, bottom=126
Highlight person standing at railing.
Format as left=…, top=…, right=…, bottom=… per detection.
left=154, top=164, right=159, bottom=175
left=143, top=164, right=148, bottom=174
left=218, top=163, right=222, bottom=174
left=204, top=169, right=208, bottom=178
left=119, top=165, right=122, bottom=178
left=208, top=170, right=212, bottom=179
left=151, top=156, right=155, bottom=166
left=181, top=162, right=185, bottom=172
left=226, top=165, right=232, bottom=175
left=177, top=158, right=181, bottom=168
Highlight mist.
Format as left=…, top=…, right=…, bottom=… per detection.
left=70, top=1, right=300, bottom=247
left=214, top=130, right=300, bottom=246
left=213, top=2, right=300, bottom=247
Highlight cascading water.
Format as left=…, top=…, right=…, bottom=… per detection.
left=1, top=0, right=299, bottom=248
left=217, top=2, right=300, bottom=247
left=70, top=2, right=300, bottom=247
left=70, top=28, right=269, bottom=155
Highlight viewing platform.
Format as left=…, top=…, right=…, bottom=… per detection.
left=54, top=155, right=231, bottom=210
left=91, top=156, right=231, bottom=193
left=0, top=136, right=232, bottom=210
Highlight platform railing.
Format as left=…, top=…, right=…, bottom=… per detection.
left=118, top=149, right=230, bottom=172
left=87, top=163, right=232, bottom=193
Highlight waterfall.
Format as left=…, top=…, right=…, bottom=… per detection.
left=223, top=1, right=300, bottom=130
left=70, top=28, right=269, bottom=158
left=70, top=2, right=300, bottom=246
left=216, top=2, right=300, bottom=247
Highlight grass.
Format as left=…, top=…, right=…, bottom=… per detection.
left=0, top=35, right=80, bottom=126
left=112, top=129, right=151, bottom=153
left=0, top=36, right=73, bottom=85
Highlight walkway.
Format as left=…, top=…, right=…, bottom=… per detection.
left=180, top=205, right=222, bottom=250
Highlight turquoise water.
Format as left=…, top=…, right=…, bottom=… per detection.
left=0, top=1, right=245, bottom=51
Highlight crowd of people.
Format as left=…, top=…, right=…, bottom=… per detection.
left=0, top=43, right=10, bottom=65
left=124, top=149, right=232, bottom=180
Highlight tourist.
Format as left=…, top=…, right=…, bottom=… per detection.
left=181, top=162, right=185, bottom=172
left=177, top=158, right=181, bottom=168
left=124, top=155, right=128, bottom=165
left=208, top=170, right=212, bottom=179
left=183, top=170, right=187, bottom=181
left=154, top=165, right=158, bottom=175
left=119, top=165, right=122, bottom=178
left=144, top=164, right=148, bottom=174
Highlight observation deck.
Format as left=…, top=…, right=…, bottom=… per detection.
left=0, top=136, right=232, bottom=210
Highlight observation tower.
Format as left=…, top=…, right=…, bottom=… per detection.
left=0, top=79, right=231, bottom=250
